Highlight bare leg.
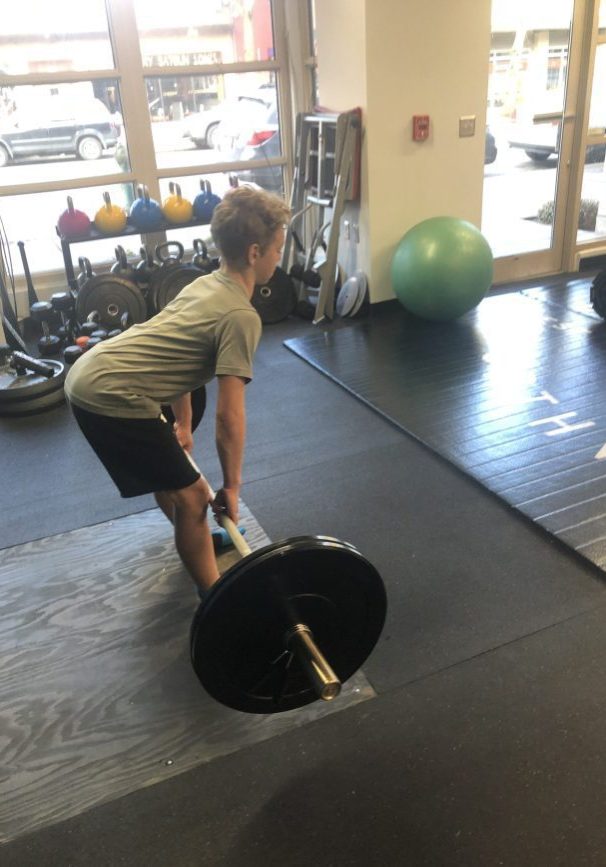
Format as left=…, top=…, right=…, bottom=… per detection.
left=154, top=490, right=174, bottom=524
left=166, top=479, right=220, bottom=592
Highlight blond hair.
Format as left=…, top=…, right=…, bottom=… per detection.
left=210, top=186, right=290, bottom=269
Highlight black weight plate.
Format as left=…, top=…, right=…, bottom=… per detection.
left=76, top=277, right=147, bottom=330
left=252, top=266, right=297, bottom=324
left=0, top=359, right=65, bottom=416
left=161, top=384, right=206, bottom=433
left=150, top=268, right=201, bottom=314
left=590, top=270, right=606, bottom=319
left=190, top=535, right=386, bottom=714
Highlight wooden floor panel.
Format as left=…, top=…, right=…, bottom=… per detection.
left=0, top=507, right=374, bottom=843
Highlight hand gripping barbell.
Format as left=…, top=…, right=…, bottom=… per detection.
left=186, top=453, right=387, bottom=715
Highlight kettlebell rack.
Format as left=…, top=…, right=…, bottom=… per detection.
left=56, top=216, right=213, bottom=293
left=283, top=107, right=361, bottom=324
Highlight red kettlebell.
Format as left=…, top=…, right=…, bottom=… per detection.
left=57, top=196, right=91, bottom=240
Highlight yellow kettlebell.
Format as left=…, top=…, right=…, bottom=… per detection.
left=162, top=182, right=193, bottom=224
left=94, top=191, right=127, bottom=234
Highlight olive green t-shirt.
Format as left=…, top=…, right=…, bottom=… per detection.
left=65, top=270, right=262, bottom=418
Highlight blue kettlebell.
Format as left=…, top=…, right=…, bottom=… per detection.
left=193, top=179, right=222, bottom=223
left=129, top=185, right=164, bottom=231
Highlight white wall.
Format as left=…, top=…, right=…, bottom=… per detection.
left=313, top=0, right=370, bottom=285
left=314, top=0, right=492, bottom=303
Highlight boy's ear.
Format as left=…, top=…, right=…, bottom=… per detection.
left=247, top=243, right=260, bottom=265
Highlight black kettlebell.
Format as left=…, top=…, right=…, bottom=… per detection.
left=191, top=239, right=214, bottom=275
left=134, top=245, right=160, bottom=290
left=110, top=245, right=136, bottom=280
left=77, top=256, right=95, bottom=289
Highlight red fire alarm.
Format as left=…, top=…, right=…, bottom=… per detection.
left=412, top=115, right=430, bottom=141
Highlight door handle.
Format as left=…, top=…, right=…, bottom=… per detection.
left=532, top=112, right=575, bottom=124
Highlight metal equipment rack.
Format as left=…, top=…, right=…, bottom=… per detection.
left=283, top=107, right=361, bottom=323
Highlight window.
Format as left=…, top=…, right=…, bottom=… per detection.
left=0, top=0, right=289, bottom=300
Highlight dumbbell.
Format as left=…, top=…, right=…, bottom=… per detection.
left=50, top=292, right=77, bottom=343
left=65, top=333, right=104, bottom=363
left=30, top=301, right=61, bottom=356
left=63, top=344, right=83, bottom=365
left=103, top=311, right=132, bottom=341
left=72, top=311, right=101, bottom=352
left=79, top=311, right=100, bottom=337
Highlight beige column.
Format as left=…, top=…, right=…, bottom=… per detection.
left=314, top=0, right=492, bottom=303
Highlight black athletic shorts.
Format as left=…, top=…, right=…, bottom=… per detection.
left=70, top=404, right=201, bottom=498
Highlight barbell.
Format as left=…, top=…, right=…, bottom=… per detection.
left=186, top=452, right=387, bottom=714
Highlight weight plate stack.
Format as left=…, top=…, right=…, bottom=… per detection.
left=0, top=358, right=66, bottom=417
left=151, top=269, right=202, bottom=314
left=76, top=277, right=147, bottom=330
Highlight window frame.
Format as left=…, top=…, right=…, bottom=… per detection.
left=0, top=0, right=302, bottom=297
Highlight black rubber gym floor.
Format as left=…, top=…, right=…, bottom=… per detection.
left=7, top=276, right=606, bottom=865
left=286, top=274, right=606, bottom=573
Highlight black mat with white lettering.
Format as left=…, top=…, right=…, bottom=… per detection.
left=285, top=275, right=606, bottom=571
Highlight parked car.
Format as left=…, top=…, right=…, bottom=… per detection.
left=217, top=98, right=282, bottom=193
left=209, top=88, right=282, bottom=192
left=0, top=98, right=121, bottom=167
left=484, top=128, right=497, bottom=164
left=183, top=104, right=226, bottom=149
left=508, top=118, right=606, bottom=163
left=183, top=86, right=275, bottom=150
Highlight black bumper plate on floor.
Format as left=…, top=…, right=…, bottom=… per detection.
left=285, top=279, right=606, bottom=571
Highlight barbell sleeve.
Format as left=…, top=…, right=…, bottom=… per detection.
left=285, top=625, right=342, bottom=702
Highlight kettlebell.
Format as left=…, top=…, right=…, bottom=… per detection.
left=94, top=191, right=127, bottom=234
left=193, top=179, right=222, bottom=223
left=134, top=245, right=159, bottom=290
left=155, top=240, right=185, bottom=268
left=129, top=185, right=163, bottom=231
left=162, top=182, right=193, bottom=225
left=57, top=196, right=91, bottom=240
left=191, top=239, right=214, bottom=275
left=110, top=245, right=136, bottom=280
left=77, top=257, right=95, bottom=289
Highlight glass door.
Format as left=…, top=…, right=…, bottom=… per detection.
left=482, top=0, right=588, bottom=282
left=572, top=0, right=606, bottom=256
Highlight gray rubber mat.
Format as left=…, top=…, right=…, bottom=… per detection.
left=285, top=285, right=606, bottom=571
left=0, top=506, right=374, bottom=843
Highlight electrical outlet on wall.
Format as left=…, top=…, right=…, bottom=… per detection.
left=459, top=115, right=476, bottom=137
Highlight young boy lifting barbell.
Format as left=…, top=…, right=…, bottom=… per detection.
left=65, top=185, right=290, bottom=600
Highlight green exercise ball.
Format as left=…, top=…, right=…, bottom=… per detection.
left=391, top=216, right=493, bottom=321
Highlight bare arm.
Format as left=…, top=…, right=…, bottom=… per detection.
left=170, top=393, right=193, bottom=452
left=214, top=374, right=247, bottom=523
